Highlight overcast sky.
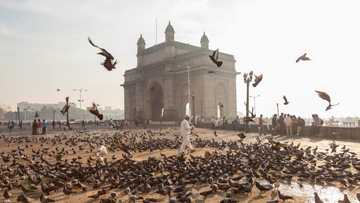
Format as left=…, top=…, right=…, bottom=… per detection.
left=1, top=0, right=359, bottom=118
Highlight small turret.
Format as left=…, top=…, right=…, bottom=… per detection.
left=200, top=32, right=209, bottom=49
left=165, top=21, right=175, bottom=42
left=137, top=34, right=145, bottom=54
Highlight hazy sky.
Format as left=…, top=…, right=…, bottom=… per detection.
left=1, top=0, right=359, bottom=118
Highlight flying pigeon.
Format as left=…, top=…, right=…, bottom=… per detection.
left=283, top=96, right=289, bottom=105
left=296, top=53, right=311, bottom=63
left=60, top=97, right=70, bottom=115
left=56, top=89, right=61, bottom=92
left=315, top=90, right=339, bottom=111
left=88, top=37, right=117, bottom=71
left=243, top=73, right=248, bottom=82
left=209, top=49, right=223, bottom=67
left=250, top=107, right=256, bottom=118
left=252, top=74, right=263, bottom=87
left=88, top=103, right=104, bottom=120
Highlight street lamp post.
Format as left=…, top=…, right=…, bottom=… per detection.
left=250, top=94, right=261, bottom=115
left=73, top=88, right=88, bottom=121
left=243, top=71, right=261, bottom=132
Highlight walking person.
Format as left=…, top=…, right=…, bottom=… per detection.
left=177, top=115, right=194, bottom=156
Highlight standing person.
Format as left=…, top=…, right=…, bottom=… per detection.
left=177, top=115, right=194, bottom=156
left=19, top=120, right=23, bottom=129
left=277, top=114, right=285, bottom=135
left=258, top=114, right=264, bottom=136
left=8, top=120, right=14, bottom=133
left=52, top=120, right=55, bottom=130
left=42, top=120, right=48, bottom=135
left=32, top=119, right=37, bottom=135
left=37, top=119, right=42, bottom=135
left=291, top=116, right=298, bottom=136
left=297, top=116, right=305, bottom=136
left=271, top=114, right=277, bottom=135
left=58, top=121, right=62, bottom=130
left=284, top=114, right=293, bottom=137
left=81, top=120, right=86, bottom=129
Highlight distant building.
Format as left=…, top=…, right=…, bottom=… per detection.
left=13, top=101, right=124, bottom=121
left=122, top=22, right=237, bottom=121
left=17, top=101, right=72, bottom=112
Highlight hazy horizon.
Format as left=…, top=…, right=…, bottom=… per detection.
left=1, top=0, right=360, bottom=118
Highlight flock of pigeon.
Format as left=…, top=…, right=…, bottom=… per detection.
left=209, top=48, right=339, bottom=112
left=0, top=129, right=360, bottom=202
left=83, top=35, right=339, bottom=121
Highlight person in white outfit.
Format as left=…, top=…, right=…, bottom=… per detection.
left=177, top=115, right=194, bottom=156
left=284, top=115, right=293, bottom=137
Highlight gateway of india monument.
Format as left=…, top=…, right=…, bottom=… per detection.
left=122, top=22, right=237, bottom=122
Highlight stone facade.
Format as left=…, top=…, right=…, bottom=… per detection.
left=122, top=22, right=237, bottom=121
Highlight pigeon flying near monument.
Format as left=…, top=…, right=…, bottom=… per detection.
left=283, top=96, right=289, bottom=105
left=315, top=90, right=339, bottom=111
left=88, top=103, right=104, bottom=120
left=60, top=97, right=70, bottom=115
left=88, top=37, right=117, bottom=71
left=209, top=49, right=223, bottom=67
left=252, top=74, right=263, bottom=87
left=250, top=107, right=256, bottom=118
left=296, top=53, right=311, bottom=63
left=56, top=88, right=61, bottom=92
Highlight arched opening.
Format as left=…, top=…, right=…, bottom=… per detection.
left=149, top=82, right=164, bottom=121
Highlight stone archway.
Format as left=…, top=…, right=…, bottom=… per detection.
left=149, top=82, right=164, bottom=121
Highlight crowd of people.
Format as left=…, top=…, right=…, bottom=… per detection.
left=31, top=119, right=48, bottom=135
left=271, top=113, right=306, bottom=136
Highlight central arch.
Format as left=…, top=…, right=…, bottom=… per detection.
left=149, top=82, right=164, bottom=121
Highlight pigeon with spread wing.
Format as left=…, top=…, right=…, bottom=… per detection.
left=283, top=96, right=289, bottom=105
left=315, top=90, right=339, bottom=111
left=250, top=107, right=256, bottom=118
left=252, top=74, right=263, bottom=87
left=296, top=53, right=311, bottom=63
left=88, top=37, right=117, bottom=71
left=60, top=97, right=70, bottom=115
left=88, top=103, right=104, bottom=120
left=209, top=49, right=223, bottom=67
